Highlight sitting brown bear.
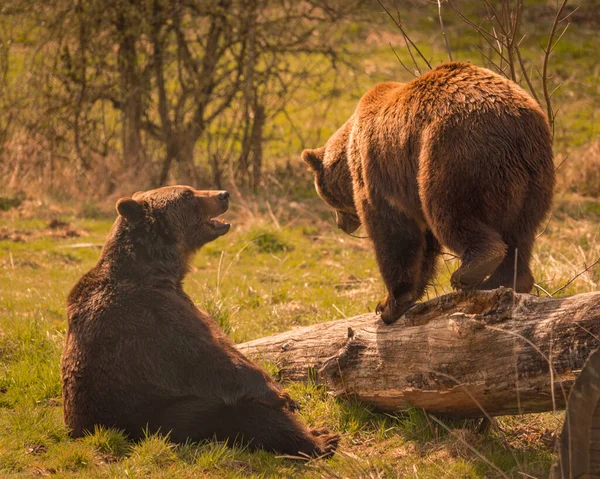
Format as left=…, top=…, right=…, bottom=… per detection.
left=61, top=186, right=338, bottom=458
left=303, top=62, right=554, bottom=324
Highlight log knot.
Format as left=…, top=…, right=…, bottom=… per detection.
left=449, top=312, right=484, bottom=337
left=318, top=330, right=367, bottom=389
left=482, top=287, right=517, bottom=321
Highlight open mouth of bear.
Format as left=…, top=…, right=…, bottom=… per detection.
left=206, top=217, right=230, bottom=233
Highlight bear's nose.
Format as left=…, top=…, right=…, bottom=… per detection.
left=218, top=191, right=230, bottom=202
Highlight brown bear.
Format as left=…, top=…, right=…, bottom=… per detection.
left=302, top=62, right=555, bottom=324
left=61, top=186, right=338, bottom=458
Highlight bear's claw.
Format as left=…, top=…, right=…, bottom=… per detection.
left=280, top=391, right=301, bottom=412
left=313, top=431, right=340, bottom=458
left=376, top=296, right=414, bottom=325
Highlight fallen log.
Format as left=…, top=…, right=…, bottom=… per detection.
left=237, top=288, right=600, bottom=417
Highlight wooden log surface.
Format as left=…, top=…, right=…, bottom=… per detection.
left=237, top=288, right=600, bottom=417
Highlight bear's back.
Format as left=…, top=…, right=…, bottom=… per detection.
left=63, top=268, right=209, bottom=435
left=351, top=61, right=551, bottom=169
left=412, top=62, right=541, bottom=118
left=346, top=61, right=553, bottom=232
left=355, top=62, right=545, bottom=129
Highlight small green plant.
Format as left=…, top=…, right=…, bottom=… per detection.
left=0, top=193, right=24, bottom=211
left=252, top=230, right=293, bottom=254
left=128, top=432, right=177, bottom=469
left=84, top=426, right=131, bottom=457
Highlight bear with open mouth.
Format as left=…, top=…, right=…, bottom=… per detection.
left=61, top=185, right=338, bottom=458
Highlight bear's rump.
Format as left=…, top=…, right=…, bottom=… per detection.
left=416, top=108, right=552, bottom=239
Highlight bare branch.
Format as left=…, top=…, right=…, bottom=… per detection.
left=542, top=0, right=569, bottom=131
left=514, top=45, right=541, bottom=105
left=448, top=1, right=510, bottom=64
left=473, top=44, right=504, bottom=76
left=377, top=0, right=431, bottom=74
left=389, top=42, right=418, bottom=78
left=551, top=258, right=600, bottom=296
left=437, top=0, right=452, bottom=61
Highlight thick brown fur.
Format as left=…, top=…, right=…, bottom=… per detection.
left=61, top=186, right=338, bottom=458
left=303, top=62, right=555, bottom=324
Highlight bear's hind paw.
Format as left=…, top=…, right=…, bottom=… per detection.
left=376, top=297, right=414, bottom=325
left=314, top=433, right=340, bottom=458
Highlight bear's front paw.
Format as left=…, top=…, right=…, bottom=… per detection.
left=376, top=296, right=413, bottom=325
left=259, top=388, right=300, bottom=412
left=311, top=430, right=340, bottom=458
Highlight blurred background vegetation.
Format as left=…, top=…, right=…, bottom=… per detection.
left=1, top=0, right=597, bottom=205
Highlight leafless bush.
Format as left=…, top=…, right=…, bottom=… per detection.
left=378, top=0, right=574, bottom=137
left=0, top=0, right=365, bottom=198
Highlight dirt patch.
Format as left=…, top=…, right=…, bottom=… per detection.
left=336, top=276, right=377, bottom=300
left=44, top=221, right=84, bottom=239
left=26, top=444, right=48, bottom=456
left=0, top=227, right=28, bottom=242
left=272, top=301, right=318, bottom=322
left=0, top=221, right=87, bottom=243
left=95, top=453, right=121, bottom=465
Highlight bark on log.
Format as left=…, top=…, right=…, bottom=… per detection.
left=237, top=288, right=600, bottom=417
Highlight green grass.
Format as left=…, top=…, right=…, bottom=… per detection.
left=0, top=190, right=598, bottom=477
left=1, top=1, right=599, bottom=477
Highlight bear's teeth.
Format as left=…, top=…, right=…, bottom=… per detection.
left=208, top=218, right=229, bottom=227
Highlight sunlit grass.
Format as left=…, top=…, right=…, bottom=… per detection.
left=0, top=2, right=599, bottom=476
left=0, top=187, right=597, bottom=476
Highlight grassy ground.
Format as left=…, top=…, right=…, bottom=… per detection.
left=1, top=1, right=599, bottom=478
left=0, top=188, right=598, bottom=478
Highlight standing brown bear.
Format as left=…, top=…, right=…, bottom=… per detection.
left=303, top=62, right=554, bottom=324
left=61, top=186, right=338, bottom=458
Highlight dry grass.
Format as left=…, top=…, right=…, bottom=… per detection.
left=0, top=1, right=599, bottom=477
left=1, top=175, right=598, bottom=477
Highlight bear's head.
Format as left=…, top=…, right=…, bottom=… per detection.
left=116, top=186, right=230, bottom=256
left=302, top=120, right=360, bottom=234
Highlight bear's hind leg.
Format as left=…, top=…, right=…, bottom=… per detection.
left=481, top=239, right=534, bottom=293
left=149, top=399, right=338, bottom=458
left=442, top=222, right=507, bottom=291
left=481, top=187, right=547, bottom=293
left=359, top=199, right=426, bottom=324
left=210, top=403, right=339, bottom=459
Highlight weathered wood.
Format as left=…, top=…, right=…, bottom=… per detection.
left=237, top=288, right=600, bottom=417
left=551, top=347, right=600, bottom=479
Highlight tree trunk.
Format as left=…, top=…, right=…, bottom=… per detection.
left=118, top=28, right=144, bottom=170
left=237, top=288, right=600, bottom=418
left=251, top=102, right=265, bottom=192
left=176, top=135, right=199, bottom=187
left=236, top=1, right=256, bottom=188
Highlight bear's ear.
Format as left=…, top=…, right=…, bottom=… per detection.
left=301, top=148, right=324, bottom=172
left=116, top=197, right=145, bottom=223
